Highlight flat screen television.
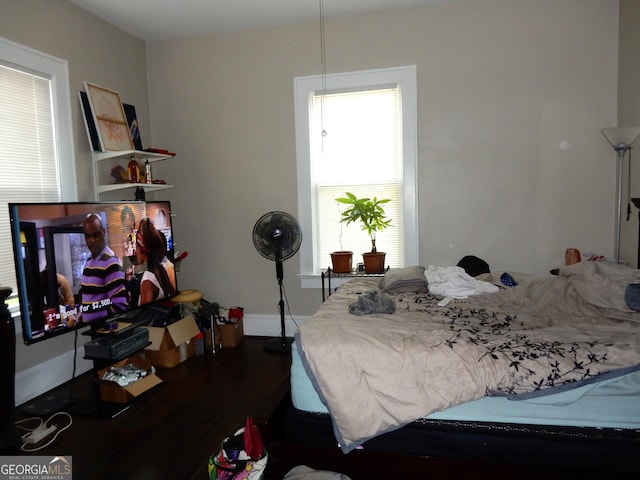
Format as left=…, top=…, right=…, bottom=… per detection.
left=9, top=201, right=178, bottom=345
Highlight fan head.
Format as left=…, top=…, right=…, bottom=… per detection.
left=252, top=211, right=302, bottom=262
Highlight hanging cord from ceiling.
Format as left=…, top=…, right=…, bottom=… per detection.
left=319, top=0, right=328, bottom=147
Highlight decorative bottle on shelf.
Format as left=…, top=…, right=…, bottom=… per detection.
left=128, top=156, right=139, bottom=183
left=144, top=159, right=152, bottom=184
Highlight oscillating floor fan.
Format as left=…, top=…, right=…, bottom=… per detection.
left=252, top=211, right=302, bottom=353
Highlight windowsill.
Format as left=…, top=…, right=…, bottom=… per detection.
left=299, top=270, right=390, bottom=290
left=299, top=273, right=350, bottom=290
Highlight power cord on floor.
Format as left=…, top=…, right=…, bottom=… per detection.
left=16, top=411, right=73, bottom=452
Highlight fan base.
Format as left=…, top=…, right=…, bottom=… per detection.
left=263, top=336, right=294, bottom=354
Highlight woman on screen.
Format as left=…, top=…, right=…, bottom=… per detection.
left=135, top=218, right=176, bottom=305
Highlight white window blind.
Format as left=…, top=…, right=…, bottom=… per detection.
left=295, top=66, right=419, bottom=280
left=0, top=63, right=60, bottom=295
left=0, top=37, right=76, bottom=303
left=312, top=87, right=403, bottom=269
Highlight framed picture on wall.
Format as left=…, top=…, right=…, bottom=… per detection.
left=84, top=81, right=134, bottom=151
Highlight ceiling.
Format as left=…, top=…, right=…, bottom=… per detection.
left=69, top=0, right=444, bottom=41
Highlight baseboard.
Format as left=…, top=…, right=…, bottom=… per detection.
left=243, top=313, right=309, bottom=338
left=15, top=349, right=93, bottom=407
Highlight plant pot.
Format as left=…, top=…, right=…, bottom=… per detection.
left=330, top=251, right=353, bottom=273
left=362, top=252, right=386, bottom=273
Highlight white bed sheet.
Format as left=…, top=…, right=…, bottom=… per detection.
left=291, top=340, right=640, bottom=430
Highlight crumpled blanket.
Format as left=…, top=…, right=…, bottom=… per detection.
left=348, top=289, right=395, bottom=315
left=426, top=265, right=498, bottom=298
left=297, top=263, right=640, bottom=453
left=283, top=465, right=352, bottom=480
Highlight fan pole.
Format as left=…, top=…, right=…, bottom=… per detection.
left=253, top=211, right=300, bottom=354
left=264, top=256, right=293, bottom=353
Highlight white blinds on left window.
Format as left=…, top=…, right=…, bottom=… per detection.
left=0, top=63, right=60, bottom=295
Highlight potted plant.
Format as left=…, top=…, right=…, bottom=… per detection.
left=335, top=192, right=391, bottom=273
left=330, top=250, right=353, bottom=274
left=329, top=198, right=354, bottom=274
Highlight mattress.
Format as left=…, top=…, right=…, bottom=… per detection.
left=291, top=339, right=640, bottom=430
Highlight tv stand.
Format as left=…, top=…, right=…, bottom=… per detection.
left=19, top=374, right=136, bottom=420
left=71, top=321, right=155, bottom=419
left=20, top=391, right=77, bottom=418
left=20, top=320, right=155, bottom=420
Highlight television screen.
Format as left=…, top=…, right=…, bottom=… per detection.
left=9, top=201, right=178, bottom=344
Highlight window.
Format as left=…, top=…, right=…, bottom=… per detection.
left=0, top=37, right=76, bottom=304
left=295, top=66, right=418, bottom=283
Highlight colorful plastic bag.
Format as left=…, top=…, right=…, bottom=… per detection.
left=208, top=418, right=268, bottom=480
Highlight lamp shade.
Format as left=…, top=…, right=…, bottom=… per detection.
left=601, top=127, right=640, bottom=149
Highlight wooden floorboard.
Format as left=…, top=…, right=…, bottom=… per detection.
left=14, top=336, right=291, bottom=480
left=13, top=336, right=639, bottom=479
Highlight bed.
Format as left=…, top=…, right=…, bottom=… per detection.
left=286, top=261, right=640, bottom=475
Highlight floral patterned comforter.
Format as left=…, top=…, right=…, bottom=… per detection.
left=297, top=261, right=640, bottom=453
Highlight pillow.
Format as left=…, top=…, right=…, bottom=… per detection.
left=625, top=283, right=640, bottom=311
left=383, top=265, right=428, bottom=294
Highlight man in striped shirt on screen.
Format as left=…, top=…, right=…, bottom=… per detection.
left=80, top=213, right=128, bottom=322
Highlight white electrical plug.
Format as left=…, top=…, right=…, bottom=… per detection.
left=24, top=424, right=57, bottom=444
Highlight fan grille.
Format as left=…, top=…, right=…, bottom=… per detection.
left=252, top=211, right=302, bottom=261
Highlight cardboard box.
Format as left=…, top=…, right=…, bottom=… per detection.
left=141, top=315, right=201, bottom=368
left=98, top=355, right=162, bottom=404
left=214, top=317, right=244, bottom=347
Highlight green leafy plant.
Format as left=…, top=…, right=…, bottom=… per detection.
left=336, top=192, right=392, bottom=252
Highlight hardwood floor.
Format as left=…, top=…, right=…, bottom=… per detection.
left=13, top=336, right=638, bottom=480
left=14, top=336, right=291, bottom=480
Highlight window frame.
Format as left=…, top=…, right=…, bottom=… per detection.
left=1, top=36, right=77, bottom=312
left=294, top=65, right=419, bottom=287
left=0, top=36, right=77, bottom=201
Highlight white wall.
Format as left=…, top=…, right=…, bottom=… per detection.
left=619, top=0, right=640, bottom=268
left=146, top=0, right=620, bottom=318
